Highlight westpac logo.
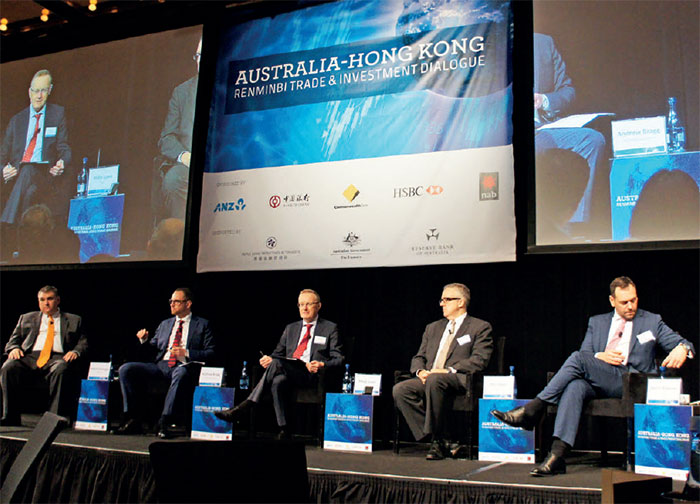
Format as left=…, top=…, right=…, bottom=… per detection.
left=393, top=185, right=443, bottom=198
left=213, top=198, right=246, bottom=212
left=479, top=173, right=499, bottom=201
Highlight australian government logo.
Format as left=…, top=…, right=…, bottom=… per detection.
left=331, top=231, right=371, bottom=260
left=479, top=172, right=499, bottom=201
left=242, top=237, right=301, bottom=263
left=411, top=228, right=455, bottom=256
left=334, top=184, right=367, bottom=209
left=269, top=193, right=310, bottom=208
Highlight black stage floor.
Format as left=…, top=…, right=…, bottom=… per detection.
left=0, top=415, right=688, bottom=503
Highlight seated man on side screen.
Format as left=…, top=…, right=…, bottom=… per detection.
left=215, top=289, right=344, bottom=439
left=492, top=276, right=694, bottom=476
left=115, top=287, right=216, bottom=439
left=393, top=283, right=493, bottom=460
left=1, top=285, right=88, bottom=425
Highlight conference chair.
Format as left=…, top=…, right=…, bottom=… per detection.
left=393, top=336, right=506, bottom=459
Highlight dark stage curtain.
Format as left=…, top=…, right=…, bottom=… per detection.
left=1, top=438, right=155, bottom=503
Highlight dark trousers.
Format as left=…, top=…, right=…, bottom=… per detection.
left=0, top=163, right=62, bottom=225
left=0, top=351, right=77, bottom=420
left=118, top=360, right=200, bottom=421
left=392, top=372, right=466, bottom=441
left=248, top=358, right=315, bottom=428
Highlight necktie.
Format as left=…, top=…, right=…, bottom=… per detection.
left=168, top=320, right=184, bottom=367
left=293, top=324, right=312, bottom=359
left=37, top=315, right=54, bottom=368
left=21, top=114, right=42, bottom=163
left=605, top=319, right=627, bottom=352
left=433, top=320, right=456, bottom=370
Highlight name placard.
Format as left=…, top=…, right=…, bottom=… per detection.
left=87, top=165, right=120, bottom=196
left=199, top=367, right=225, bottom=387
left=483, top=375, right=515, bottom=399
left=611, top=116, right=666, bottom=157
left=87, top=362, right=111, bottom=381
left=353, top=373, right=382, bottom=395
left=646, top=378, right=682, bottom=405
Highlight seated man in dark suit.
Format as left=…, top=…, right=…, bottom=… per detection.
left=215, top=289, right=344, bottom=439
left=492, top=276, right=695, bottom=476
left=1, top=70, right=71, bottom=235
left=115, top=287, right=216, bottom=438
left=393, top=283, right=493, bottom=460
left=1, top=285, right=88, bottom=425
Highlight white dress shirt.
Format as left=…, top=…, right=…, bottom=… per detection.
left=605, top=312, right=633, bottom=365
left=32, top=311, right=63, bottom=353
left=295, top=318, right=317, bottom=363
left=431, top=312, right=467, bottom=373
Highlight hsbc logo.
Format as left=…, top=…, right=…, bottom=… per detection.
left=393, top=185, right=443, bottom=198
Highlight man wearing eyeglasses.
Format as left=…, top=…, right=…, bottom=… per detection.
left=215, top=289, right=344, bottom=440
left=115, top=287, right=216, bottom=439
left=393, top=283, right=493, bottom=460
left=155, top=37, right=201, bottom=220
left=1, top=70, right=71, bottom=253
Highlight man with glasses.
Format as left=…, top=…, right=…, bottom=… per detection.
left=1, top=70, right=71, bottom=255
left=393, top=283, right=493, bottom=460
left=215, top=289, right=344, bottom=440
left=115, top=287, right=216, bottom=438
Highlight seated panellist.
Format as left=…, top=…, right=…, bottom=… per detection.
left=491, top=276, right=695, bottom=476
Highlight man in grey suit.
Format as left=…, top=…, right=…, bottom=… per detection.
left=492, top=276, right=695, bottom=476
left=216, top=289, right=344, bottom=439
left=156, top=38, right=200, bottom=220
left=393, top=283, right=493, bottom=460
left=1, top=285, right=87, bottom=425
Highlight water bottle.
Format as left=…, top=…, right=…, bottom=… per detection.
left=342, top=363, right=352, bottom=394
left=659, top=365, right=666, bottom=379
left=77, top=157, right=88, bottom=197
left=666, top=97, right=685, bottom=153
left=239, top=361, right=249, bottom=390
left=509, top=365, right=517, bottom=398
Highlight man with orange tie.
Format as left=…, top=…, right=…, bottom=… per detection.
left=0, top=285, right=87, bottom=426
left=115, top=288, right=215, bottom=439
left=1, top=70, right=71, bottom=233
left=215, top=289, right=344, bottom=439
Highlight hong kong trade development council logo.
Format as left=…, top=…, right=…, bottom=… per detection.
left=266, top=237, right=277, bottom=249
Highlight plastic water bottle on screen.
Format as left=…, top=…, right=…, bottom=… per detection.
left=666, top=97, right=685, bottom=153
left=509, top=365, right=517, bottom=399
left=659, top=365, right=666, bottom=379
left=77, top=157, right=88, bottom=197
left=342, top=363, right=352, bottom=394
left=239, top=361, right=249, bottom=390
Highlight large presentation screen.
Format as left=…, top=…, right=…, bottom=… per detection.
left=0, top=25, right=202, bottom=265
left=198, top=0, right=516, bottom=272
left=532, top=0, right=699, bottom=247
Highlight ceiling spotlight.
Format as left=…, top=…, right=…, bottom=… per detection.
left=0, top=19, right=7, bottom=32
left=40, top=9, right=49, bottom=22
left=89, top=0, right=97, bottom=11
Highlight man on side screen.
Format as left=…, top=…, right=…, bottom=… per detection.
left=393, top=283, right=493, bottom=460
left=492, top=276, right=694, bottom=476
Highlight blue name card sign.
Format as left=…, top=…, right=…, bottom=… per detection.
left=75, top=379, right=109, bottom=431
left=635, top=404, right=691, bottom=481
left=479, top=399, right=535, bottom=463
left=324, top=393, right=373, bottom=453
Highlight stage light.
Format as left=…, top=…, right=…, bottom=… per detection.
left=88, top=0, right=97, bottom=11
left=40, top=9, right=49, bottom=22
left=0, top=18, right=7, bottom=32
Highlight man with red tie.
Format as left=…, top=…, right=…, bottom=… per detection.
left=216, top=289, right=344, bottom=439
left=1, top=285, right=87, bottom=425
left=1, top=70, right=71, bottom=234
left=115, top=288, right=216, bottom=439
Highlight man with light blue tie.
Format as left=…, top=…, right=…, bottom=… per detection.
left=492, top=276, right=694, bottom=476
left=1, top=69, right=71, bottom=228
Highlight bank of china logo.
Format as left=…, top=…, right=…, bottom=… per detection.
left=269, top=195, right=281, bottom=208
left=342, top=232, right=361, bottom=247
left=342, top=184, right=360, bottom=203
left=266, top=237, right=277, bottom=249
left=426, top=228, right=439, bottom=241
left=479, top=172, right=499, bottom=201
left=214, top=198, right=246, bottom=212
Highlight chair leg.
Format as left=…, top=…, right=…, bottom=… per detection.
left=393, top=407, right=401, bottom=454
left=318, top=403, right=324, bottom=447
left=625, top=417, right=634, bottom=471
left=466, top=410, right=473, bottom=460
left=599, top=417, right=609, bottom=464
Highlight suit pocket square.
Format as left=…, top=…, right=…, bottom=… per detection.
left=636, top=330, right=655, bottom=344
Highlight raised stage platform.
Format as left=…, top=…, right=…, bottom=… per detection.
left=0, top=416, right=687, bottom=503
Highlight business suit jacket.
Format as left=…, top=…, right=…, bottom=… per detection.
left=410, top=315, right=493, bottom=385
left=534, top=33, right=575, bottom=124
left=580, top=309, right=694, bottom=374
left=158, top=76, right=197, bottom=163
left=1, top=104, right=72, bottom=168
left=147, top=315, right=215, bottom=364
left=270, top=318, right=344, bottom=368
left=5, top=311, right=87, bottom=356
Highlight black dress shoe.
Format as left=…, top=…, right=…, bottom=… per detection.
left=530, top=452, right=566, bottom=476
left=158, top=427, right=177, bottom=439
left=275, top=429, right=290, bottom=441
left=426, top=440, right=448, bottom=460
left=215, top=399, right=252, bottom=423
left=491, top=406, right=539, bottom=431
left=113, top=418, right=143, bottom=435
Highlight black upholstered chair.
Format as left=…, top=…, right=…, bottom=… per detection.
left=393, top=336, right=506, bottom=459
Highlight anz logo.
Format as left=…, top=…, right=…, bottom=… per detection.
left=213, top=198, right=246, bottom=212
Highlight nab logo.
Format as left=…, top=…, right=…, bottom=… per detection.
left=213, top=198, right=246, bottom=212
left=269, top=195, right=281, bottom=208
left=479, top=172, right=499, bottom=201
